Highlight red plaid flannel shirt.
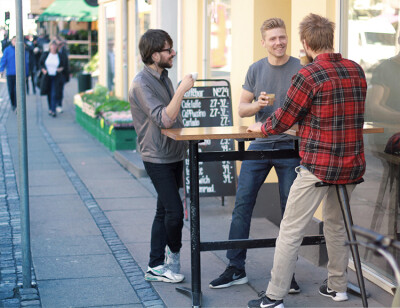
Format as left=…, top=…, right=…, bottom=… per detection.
left=261, top=53, right=367, bottom=184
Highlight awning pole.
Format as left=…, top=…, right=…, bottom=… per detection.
left=15, top=0, right=32, bottom=289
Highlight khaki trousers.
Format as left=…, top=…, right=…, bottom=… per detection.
left=267, top=167, right=355, bottom=300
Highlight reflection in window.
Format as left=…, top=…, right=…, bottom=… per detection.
left=105, top=4, right=116, bottom=92
left=209, top=0, right=231, bottom=80
left=136, top=0, right=152, bottom=73
left=365, top=32, right=396, bottom=45
left=347, top=0, right=400, bottom=287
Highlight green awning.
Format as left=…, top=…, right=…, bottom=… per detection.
left=38, top=0, right=98, bottom=22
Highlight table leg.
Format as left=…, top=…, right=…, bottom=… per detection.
left=176, top=141, right=202, bottom=307
left=190, top=141, right=202, bottom=307
left=336, top=185, right=368, bottom=307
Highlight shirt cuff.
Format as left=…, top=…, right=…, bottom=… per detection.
left=161, top=108, right=176, bottom=128
left=261, top=123, right=269, bottom=136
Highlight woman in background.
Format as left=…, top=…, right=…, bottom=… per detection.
left=39, top=40, right=67, bottom=117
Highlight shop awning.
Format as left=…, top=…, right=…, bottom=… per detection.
left=38, top=0, right=98, bottom=22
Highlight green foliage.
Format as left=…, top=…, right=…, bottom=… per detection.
left=84, top=52, right=99, bottom=73
left=69, top=43, right=88, bottom=55
left=69, top=59, right=86, bottom=76
left=93, top=84, right=108, bottom=96
left=77, top=29, right=88, bottom=40
left=81, top=84, right=130, bottom=115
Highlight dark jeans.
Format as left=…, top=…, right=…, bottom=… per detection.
left=6, top=75, right=16, bottom=109
left=58, top=82, right=65, bottom=107
left=26, top=71, right=36, bottom=94
left=46, top=76, right=61, bottom=113
left=143, top=160, right=184, bottom=268
left=227, top=141, right=301, bottom=270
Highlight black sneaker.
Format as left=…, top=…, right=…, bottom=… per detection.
left=247, top=292, right=284, bottom=308
left=209, top=266, right=248, bottom=288
left=319, top=281, right=348, bottom=302
left=288, top=275, right=300, bottom=294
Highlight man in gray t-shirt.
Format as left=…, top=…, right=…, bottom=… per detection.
left=209, top=18, right=302, bottom=291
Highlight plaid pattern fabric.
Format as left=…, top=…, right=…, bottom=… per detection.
left=261, top=53, right=367, bottom=184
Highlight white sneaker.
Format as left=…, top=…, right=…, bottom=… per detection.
left=144, top=264, right=184, bottom=283
left=165, top=246, right=181, bottom=273
left=319, top=283, right=348, bottom=302
left=56, top=106, right=63, bottom=113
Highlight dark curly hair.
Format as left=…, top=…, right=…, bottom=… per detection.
left=139, top=29, right=173, bottom=65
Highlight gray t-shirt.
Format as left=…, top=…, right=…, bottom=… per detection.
left=243, top=56, right=301, bottom=143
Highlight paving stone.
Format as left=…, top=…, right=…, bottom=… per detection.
left=143, top=300, right=165, bottom=308
left=20, top=299, right=40, bottom=306
left=1, top=298, right=19, bottom=307
left=0, top=290, right=14, bottom=299
left=18, top=288, right=38, bottom=295
left=20, top=293, right=39, bottom=301
left=1, top=269, right=16, bottom=275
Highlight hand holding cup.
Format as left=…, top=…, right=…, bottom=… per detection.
left=257, top=92, right=275, bottom=109
left=179, top=74, right=195, bottom=93
left=190, top=72, right=198, bottom=81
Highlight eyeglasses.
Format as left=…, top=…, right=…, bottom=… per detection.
left=159, top=47, right=174, bottom=54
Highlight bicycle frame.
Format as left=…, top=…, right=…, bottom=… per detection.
left=351, top=225, right=400, bottom=308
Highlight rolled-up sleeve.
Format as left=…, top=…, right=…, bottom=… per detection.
left=161, top=108, right=176, bottom=128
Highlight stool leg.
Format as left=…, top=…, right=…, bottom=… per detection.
left=336, top=185, right=368, bottom=307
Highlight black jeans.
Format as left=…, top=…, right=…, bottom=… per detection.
left=26, top=71, right=36, bottom=94
left=6, top=75, right=16, bottom=109
left=143, top=160, right=184, bottom=268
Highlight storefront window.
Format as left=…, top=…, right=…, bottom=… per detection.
left=135, top=0, right=152, bottom=72
left=347, top=0, right=400, bottom=285
left=105, top=3, right=116, bottom=92
left=208, top=0, right=232, bottom=80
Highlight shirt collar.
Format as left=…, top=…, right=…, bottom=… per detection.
left=314, top=53, right=343, bottom=62
left=144, top=65, right=168, bottom=80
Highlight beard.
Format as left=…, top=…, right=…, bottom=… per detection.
left=157, top=57, right=173, bottom=69
left=305, top=50, right=313, bottom=63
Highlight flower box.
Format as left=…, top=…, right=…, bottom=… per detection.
left=75, top=105, right=136, bottom=152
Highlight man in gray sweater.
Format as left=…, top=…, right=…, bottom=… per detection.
left=129, top=29, right=194, bottom=283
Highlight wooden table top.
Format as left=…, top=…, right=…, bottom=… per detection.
left=161, top=122, right=384, bottom=141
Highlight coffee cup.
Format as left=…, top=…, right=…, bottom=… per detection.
left=299, top=49, right=310, bottom=66
left=191, top=72, right=198, bottom=81
left=266, top=93, right=275, bottom=105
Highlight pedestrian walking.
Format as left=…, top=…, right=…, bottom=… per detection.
left=246, top=13, right=367, bottom=308
left=209, top=18, right=302, bottom=292
left=39, top=40, right=68, bottom=117
left=25, top=36, right=37, bottom=95
left=0, top=36, right=29, bottom=111
left=128, top=29, right=195, bottom=283
left=1, top=33, right=9, bottom=52
left=55, top=36, right=70, bottom=113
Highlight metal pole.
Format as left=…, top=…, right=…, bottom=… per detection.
left=336, top=185, right=368, bottom=307
left=15, top=0, right=32, bottom=288
left=190, top=141, right=201, bottom=308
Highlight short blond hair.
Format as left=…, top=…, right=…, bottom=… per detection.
left=260, top=18, right=286, bottom=38
left=299, top=13, right=335, bottom=52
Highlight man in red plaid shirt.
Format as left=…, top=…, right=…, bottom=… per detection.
left=247, top=13, right=367, bottom=308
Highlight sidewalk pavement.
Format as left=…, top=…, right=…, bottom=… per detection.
left=0, top=77, right=393, bottom=307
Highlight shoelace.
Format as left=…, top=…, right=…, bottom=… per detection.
left=257, top=290, right=266, bottom=298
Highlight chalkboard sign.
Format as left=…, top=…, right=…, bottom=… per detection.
left=182, top=79, right=237, bottom=197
